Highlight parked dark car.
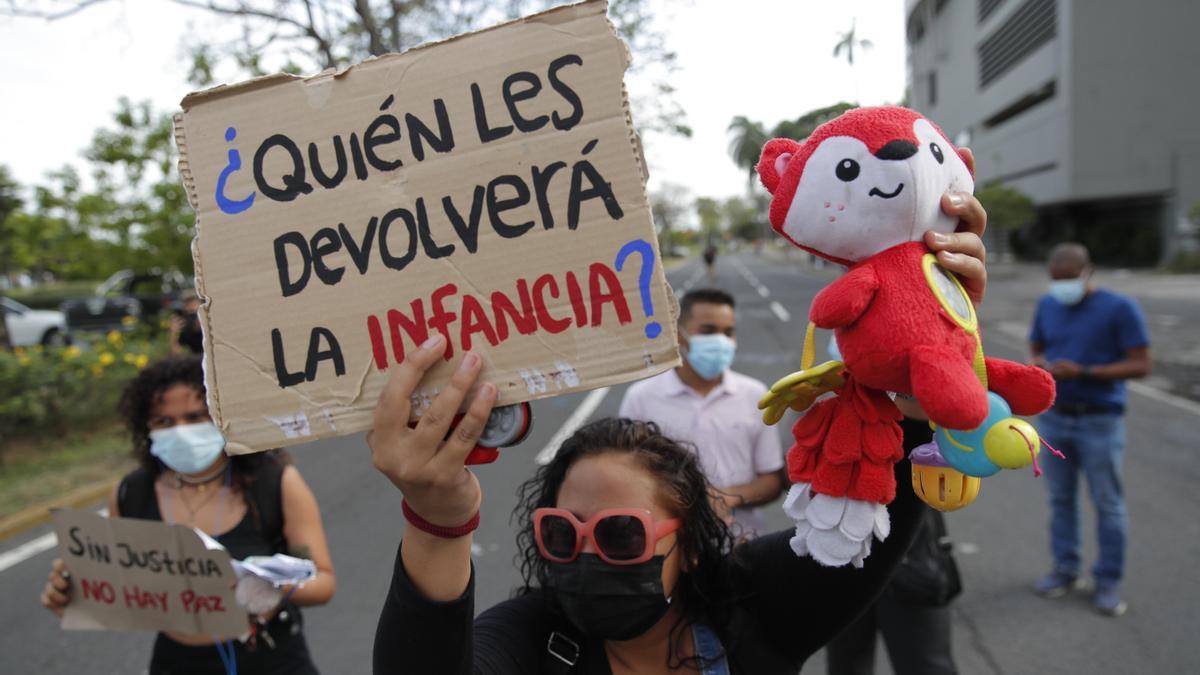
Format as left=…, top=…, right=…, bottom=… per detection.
left=61, top=269, right=190, bottom=333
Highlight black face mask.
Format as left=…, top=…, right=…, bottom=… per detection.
left=547, top=553, right=672, bottom=642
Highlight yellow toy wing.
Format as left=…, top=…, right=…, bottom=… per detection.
left=758, top=360, right=846, bottom=425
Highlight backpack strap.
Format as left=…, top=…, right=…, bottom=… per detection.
left=543, top=623, right=583, bottom=675
left=115, top=467, right=156, bottom=520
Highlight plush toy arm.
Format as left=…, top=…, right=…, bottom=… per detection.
left=810, top=264, right=880, bottom=329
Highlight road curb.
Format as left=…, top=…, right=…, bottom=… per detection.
left=0, top=478, right=118, bottom=543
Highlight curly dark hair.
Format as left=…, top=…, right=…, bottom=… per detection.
left=513, top=417, right=739, bottom=669
left=118, top=355, right=288, bottom=517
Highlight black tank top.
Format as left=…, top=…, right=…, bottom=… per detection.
left=116, top=458, right=288, bottom=560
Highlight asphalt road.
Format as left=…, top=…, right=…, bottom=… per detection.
left=2, top=251, right=1198, bottom=674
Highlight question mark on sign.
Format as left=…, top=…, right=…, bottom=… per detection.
left=615, top=239, right=662, bottom=339
left=215, top=126, right=257, bottom=216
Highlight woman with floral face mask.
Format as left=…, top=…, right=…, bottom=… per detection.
left=40, top=356, right=337, bottom=674
left=370, top=195, right=991, bottom=674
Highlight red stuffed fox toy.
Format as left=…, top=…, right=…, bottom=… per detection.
left=757, top=107, right=1055, bottom=566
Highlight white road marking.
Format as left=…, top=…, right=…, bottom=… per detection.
left=0, top=533, right=56, bottom=574
left=534, top=387, right=612, bottom=465
left=0, top=508, right=107, bottom=574
left=733, top=258, right=773, bottom=299
left=732, top=257, right=791, bottom=322
left=1127, top=380, right=1200, bottom=417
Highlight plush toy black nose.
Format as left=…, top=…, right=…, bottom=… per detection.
left=875, top=140, right=918, bottom=160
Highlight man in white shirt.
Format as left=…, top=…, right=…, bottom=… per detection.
left=619, top=288, right=785, bottom=536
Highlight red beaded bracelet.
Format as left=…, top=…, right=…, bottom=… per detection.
left=401, top=499, right=480, bottom=539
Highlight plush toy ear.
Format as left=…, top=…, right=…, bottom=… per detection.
left=957, top=147, right=976, bottom=179
left=758, top=138, right=802, bottom=194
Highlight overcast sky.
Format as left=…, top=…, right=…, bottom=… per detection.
left=0, top=0, right=906, bottom=207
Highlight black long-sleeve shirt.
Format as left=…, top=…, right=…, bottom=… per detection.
left=374, top=420, right=932, bottom=674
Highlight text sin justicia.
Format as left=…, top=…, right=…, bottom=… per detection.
left=67, top=526, right=225, bottom=578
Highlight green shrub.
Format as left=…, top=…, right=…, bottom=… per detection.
left=0, top=330, right=167, bottom=446
left=1166, top=251, right=1200, bottom=273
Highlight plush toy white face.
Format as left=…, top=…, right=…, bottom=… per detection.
left=779, top=119, right=974, bottom=263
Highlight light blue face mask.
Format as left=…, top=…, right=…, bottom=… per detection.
left=827, top=334, right=843, bottom=361
left=1049, top=278, right=1087, bottom=306
left=149, top=422, right=227, bottom=474
left=685, top=333, right=736, bottom=380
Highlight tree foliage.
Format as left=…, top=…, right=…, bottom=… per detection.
left=694, top=197, right=724, bottom=239
left=726, top=102, right=856, bottom=190
left=8, top=0, right=689, bottom=137
left=726, top=116, right=769, bottom=188
left=649, top=182, right=690, bottom=234
left=723, top=195, right=764, bottom=242
left=0, top=0, right=688, bottom=286
left=0, top=165, right=20, bottom=348
left=832, top=19, right=872, bottom=67
left=976, top=183, right=1036, bottom=231
left=3, top=100, right=194, bottom=281
left=0, top=166, right=24, bottom=278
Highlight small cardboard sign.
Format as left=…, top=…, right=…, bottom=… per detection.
left=52, top=509, right=245, bottom=637
left=174, top=0, right=678, bottom=453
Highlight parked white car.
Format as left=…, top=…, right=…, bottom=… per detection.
left=2, top=297, right=70, bottom=347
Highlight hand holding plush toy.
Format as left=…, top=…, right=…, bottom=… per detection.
left=756, top=107, right=1056, bottom=566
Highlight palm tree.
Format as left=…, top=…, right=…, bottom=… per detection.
left=727, top=116, right=770, bottom=191
left=726, top=103, right=858, bottom=197
left=833, top=19, right=873, bottom=66
left=833, top=19, right=872, bottom=102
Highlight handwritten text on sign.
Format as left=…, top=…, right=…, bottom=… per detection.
left=177, top=1, right=678, bottom=452
left=52, top=509, right=245, bottom=637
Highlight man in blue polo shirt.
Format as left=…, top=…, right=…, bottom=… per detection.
left=1029, top=243, right=1151, bottom=617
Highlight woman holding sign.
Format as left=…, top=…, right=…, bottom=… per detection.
left=369, top=198, right=991, bottom=672
left=41, top=355, right=337, bottom=674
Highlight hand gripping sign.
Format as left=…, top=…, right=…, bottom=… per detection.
left=174, top=0, right=678, bottom=454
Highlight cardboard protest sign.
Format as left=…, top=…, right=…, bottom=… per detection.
left=174, top=0, right=679, bottom=453
left=52, top=509, right=245, bottom=638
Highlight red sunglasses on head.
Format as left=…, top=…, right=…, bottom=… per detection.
left=533, top=508, right=682, bottom=566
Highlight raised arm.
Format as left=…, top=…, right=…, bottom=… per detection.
left=735, top=423, right=929, bottom=664
left=371, top=334, right=497, bottom=673
left=746, top=186, right=990, bottom=664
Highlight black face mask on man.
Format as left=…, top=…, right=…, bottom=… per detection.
left=548, top=553, right=673, bottom=641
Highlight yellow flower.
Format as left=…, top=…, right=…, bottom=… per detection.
left=106, top=331, right=123, bottom=346
left=63, top=346, right=82, bottom=360
left=18, top=355, right=31, bottom=366
left=98, top=352, right=115, bottom=366
left=91, top=364, right=104, bottom=377
left=124, top=353, right=136, bottom=364
left=135, top=354, right=149, bottom=369
left=13, top=347, right=25, bottom=357
left=121, top=315, right=137, bottom=327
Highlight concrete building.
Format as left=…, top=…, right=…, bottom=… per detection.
left=905, top=0, right=1200, bottom=265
